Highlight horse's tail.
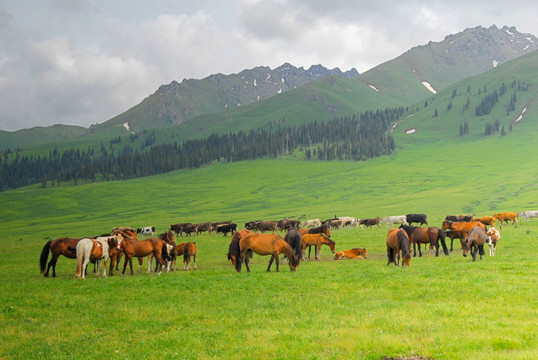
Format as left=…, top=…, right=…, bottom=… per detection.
left=40, top=240, right=52, bottom=274
left=161, top=242, right=169, bottom=264
left=438, top=229, right=449, bottom=256
left=75, top=243, right=84, bottom=277
left=183, top=243, right=190, bottom=263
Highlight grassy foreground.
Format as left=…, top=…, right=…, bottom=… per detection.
left=1, top=121, right=537, bottom=359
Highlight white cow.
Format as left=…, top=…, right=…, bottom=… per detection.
left=486, top=227, right=501, bottom=256
left=137, top=226, right=156, bottom=236
left=381, top=215, right=408, bottom=228
left=518, top=211, right=538, bottom=221
left=302, top=219, right=321, bottom=228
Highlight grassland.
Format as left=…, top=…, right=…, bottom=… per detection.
left=1, top=108, right=537, bottom=359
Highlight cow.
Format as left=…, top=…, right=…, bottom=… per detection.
left=338, top=216, right=359, bottom=228
left=257, top=221, right=278, bottom=233
left=195, top=222, right=213, bottom=236
left=277, top=219, right=301, bottom=231
left=486, top=227, right=501, bottom=256
left=216, top=223, right=237, bottom=237
left=136, top=226, right=156, bottom=237
left=359, top=217, right=381, bottom=229
left=472, top=216, right=498, bottom=227
left=492, top=212, right=519, bottom=229
left=170, top=223, right=193, bottom=237
left=444, top=215, right=473, bottom=222
left=212, top=221, right=233, bottom=231
left=323, top=218, right=343, bottom=229
left=381, top=215, right=408, bottom=228
left=406, top=214, right=428, bottom=226
left=518, top=211, right=538, bottom=221
left=302, top=219, right=321, bottom=228
left=245, top=221, right=262, bottom=231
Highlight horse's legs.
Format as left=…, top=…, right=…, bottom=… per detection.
left=478, top=245, right=484, bottom=260
left=387, top=247, right=392, bottom=266
left=47, top=255, right=60, bottom=277
left=433, top=241, right=440, bottom=257
left=267, top=255, right=275, bottom=272
left=147, top=253, right=153, bottom=273
left=244, top=254, right=251, bottom=272
left=192, top=254, right=197, bottom=270
left=412, top=242, right=417, bottom=257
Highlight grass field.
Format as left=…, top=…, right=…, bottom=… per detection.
left=1, top=112, right=537, bottom=359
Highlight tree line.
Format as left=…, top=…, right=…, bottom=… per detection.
left=0, top=107, right=402, bottom=191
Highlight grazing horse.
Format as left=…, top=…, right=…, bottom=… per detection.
left=301, top=233, right=336, bottom=260
left=486, top=227, right=501, bottom=256
left=386, top=228, right=411, bottom=267
left=40, top=238, right=80, bottom=277
left=334, top=248, right=367, bottom=260
left=75, top=235, right=120, bottom=279
left=472, top=216, right=499, bottom=227
left=234, top=233, right=299, bottom=272
left=399, top=225, right=448, bottom=257
left=120, top=234, right=169, bottom=275
left=444, top=229, right=468, bottom=252
left=283, top=229, right=303, bottom=264
left=227, top=229, right=252, bottom=266
left=461, top=227, right=487, bottom=261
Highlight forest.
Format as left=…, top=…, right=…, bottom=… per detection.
left=0, top=107, right=403, bottom=191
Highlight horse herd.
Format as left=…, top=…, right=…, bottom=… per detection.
left=39, top=211, right=530, bottom=278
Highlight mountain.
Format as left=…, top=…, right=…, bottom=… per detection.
left=94, top=64, right=359, bottom=132
left=0, top=124, right=86, bottom=151
left=360, top=25, right=538, bottom=104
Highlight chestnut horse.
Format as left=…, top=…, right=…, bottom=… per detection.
left=461, top=227, right=487, bottom=261
left=120, top=233, right=169, bottom=275
left=183, top=242, right=197, bottom=271
left=40, top=238, right=80, bottom=277
left=301, top=233, right=336, bottom=260
left=234, top=233, right=299, bottom=272
left=334, top=248, right=367, bottom=260
left=108, top=228, right=139, bottom=276
left=386, top=228, right=411, bottom=267
left=399, top=225, right=448, bottom=257
left=75, top=235, right=121, bottom=279
left=299, top=223, right=332, bottom=258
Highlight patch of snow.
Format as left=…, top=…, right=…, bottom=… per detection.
left=281, top=77, right=285, bottom=84
left=515, top=107, right=527, bottom=124
left=237, top=102, right=241, bottom=107
left=123, top=122, right=130, bottom=131
left=266, top=74, right=271, bottom=82
left=277, top=88, right=283, bottom=94
left=421, top=81, right=437, bottom=94
left=257, top=95, right=260, bottom=101
left=523, top=45, right=530, bottom=51
left=525, top=36, right=534, bottom=43
left=492, top=60, right=499, bottom=68
left=254, top=79, right=257, bottom=86
left=368, top=84, right=380, bottom=92
left=405, top=128, right=417, bottom=134
left=506, top=29, right=514, bottom=36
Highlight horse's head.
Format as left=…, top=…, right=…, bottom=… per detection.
left=115, top=233, right=124, bottom=250
left=322, top=224, right=331, bottom=237
left=461, top=238, right=470, bottom=257
left=288, top=254, right=300, bottom=272
left=361, top=248, right=368, bottom=259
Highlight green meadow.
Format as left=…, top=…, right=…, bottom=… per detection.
left=1, top=110, right=537, bottom=359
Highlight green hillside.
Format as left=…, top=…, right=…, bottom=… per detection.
left=0, top=124, right=86, bottom=151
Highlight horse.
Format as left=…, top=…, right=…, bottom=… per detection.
left=461, top=227, right=487, bottom=261
left=486, top=227, right=501, bottom=256
left=120, top=233, right=169, bottom=275
left=283, top=228, right=303, bottom=264
left=227, top=229, right=252, bottom=266
left=334, top=248, right=367, bottom=260
left=40, top=238, right=80, bottom=277
left=386, top=228, right=411, bottom=267
left=301, top=233, right=336, bottom=260
left=492, top=212, right=519, bottom=229
left=183, top=242, right=197, bottom=270
left=444, top=229, right=468, bottom=252
left=399, top=225, right=448, bottom=257
left=75, top=235, right=120, bottom=279
left=147, top=231, right=176, bottom=273
left=299, top=223, right=331, bottom=258
left=233, top=233, right=299, bottom=272
left=108, top=228, right=139, bottom=276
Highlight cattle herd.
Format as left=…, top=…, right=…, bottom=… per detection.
left=39, top=210, right=537, bottom=278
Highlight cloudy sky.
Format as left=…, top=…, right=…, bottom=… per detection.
left=1, top=0, right=536, bottom=131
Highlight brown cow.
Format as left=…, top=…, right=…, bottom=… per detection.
left=492, top=212, right=518, bottom=229
left=473, top=216, right=499, bottom=227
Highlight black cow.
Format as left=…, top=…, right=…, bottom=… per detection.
left=406, top=213, right=428, bottom=226
left=216, top=223, right=237, bottom=237
left=444, top=215, right=473, bottom=222
left=170, top=223, right=192, bottom=236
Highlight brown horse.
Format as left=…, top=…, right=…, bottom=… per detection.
left=461, top=227, right=487, bottom=261
left=399, top=225, right=448, bottom=257
left=386, top=228, right=411, bottom=266
left=40, top=238, right=80, bottom=277
left=301, top=233, right=336, bottom=260
left=108, top=229, right=139, bottom=276
left=183, top=242, right=197, bottom=271
left=120, top=234, right=169, bottom=275
left=334, top=248, right=367, bottom=260
left=75, top=235, right=121, bottom=279
left=234, top=233, right=299, bottom=272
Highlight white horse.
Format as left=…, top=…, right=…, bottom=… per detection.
left=75, top=235, right=116, bottom=279
left=518, top=211, right=538, bottom=221
left=486, top=227, right=501, bottom=256
left=302, top=219, right=321, bottom=228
